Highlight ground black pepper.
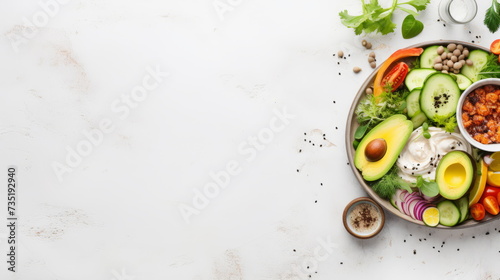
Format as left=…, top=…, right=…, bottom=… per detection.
left=349, top=203, right=379, bottom=233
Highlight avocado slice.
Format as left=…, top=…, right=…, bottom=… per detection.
left=436, top=151, right=475, bottom=200
left=354, top=114, right=413, bottom=181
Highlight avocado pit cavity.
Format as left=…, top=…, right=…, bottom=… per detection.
left=365, top=138, right=387, bottom=162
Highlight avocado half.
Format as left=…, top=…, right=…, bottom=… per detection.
left=436, top=151, right=475, bottom=200
left=354, top=114, right=413, bottom=181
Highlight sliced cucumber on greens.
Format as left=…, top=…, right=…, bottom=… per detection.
left=452, top=73, right=473, bottom=90
left=405, top=68, right=437, bottom=91
left=461, top=49, right=489, bottom=82
left=420, top=73, right=461, bottom=121
left=406, top=88, right=421, bottom=118
left=437, top=200, right=461, bottom=227
left=420, top=46, right=447, bottom=68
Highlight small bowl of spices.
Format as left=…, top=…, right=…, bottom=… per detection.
left=343, top=197, right=385, bottom=239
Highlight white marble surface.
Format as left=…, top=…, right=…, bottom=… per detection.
left=1, top=0, right=500, bottom=279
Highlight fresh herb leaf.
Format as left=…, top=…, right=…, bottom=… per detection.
left=401, top=15, right=424, bottom=39
left=485, top=0, right=500, bottom=33
left=371, top=165, right=412, bottom=199
left=415, top=176, right=439, bottom=197
left=406, top=0, right=432, bottom=11
left=339, top=0, right=430, bottom=36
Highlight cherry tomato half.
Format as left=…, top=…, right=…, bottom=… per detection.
left=480, top=185, right=500, bottom=204
left=483, top=196, right=500, bottom=215
left=380, top=62, right=409, bottom=92
left=491, top=39, right=500, bottom=55
left=470, top=203, right=486, bottom=221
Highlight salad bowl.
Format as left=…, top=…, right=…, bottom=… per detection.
left=346, top=40, right=499, bottom=229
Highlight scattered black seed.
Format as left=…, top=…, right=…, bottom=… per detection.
left=472, top=40, right=475, bottom=43
left=339, top=72, right=341, bottom=75
left=472, top=236, right=475, bottom=238
left=323, top=134, right=326, bottom=136
left=433, top=246, right=435, bottom=249
left=347, top=162, right=350, bottom=165
left=307, top=266, right=310, bottom=269
left=299, top=149, right=302, bottom=153
left=340, top=262, right=343, bottom=265
left=337, top=62, right=340, bottom=65
left=320, top=144, right=323, bottom=147
left=486, top=232, right=490, bottom=235
left=441, top=245, right=443, bottom=248
left=443, top=24, right=446, bottom=27
left=457, top=248, right=460, bottom=251
left=335, top=127, right=338, bottom=129
left=429, top=233, right=431, bottom=236
left=312, top=144, right=315, bottom=146
left=308, top=275, right=311, bottom=278
left=348, top=54, right=351, bottom=57
left=404, top=240, right=406, bottom=242
left=419, top=239, right=422, bottom=242
left=437, top=19, right=440, bottom=22
left=309, top=140, right=311, bottom=143
left=424, top=238, right=426, bottom=241
left=469, top=31, right=472, bottom=34
left=438, top=250, right=440, bottom=253
left=315, top=200, right=317, bottom=203
left=304, top=132, right=307, bottom=135
left=413, top=249, right=416, bottom=255
left=442, top=241, right=445, bottom=244
left=410, top=234, right=412, bottom=236
left=293, top=249, right=296, bottom=252
left=333, top=101, right=336, bottom=104
left=333, top=54, right=336, bottom=56
left=297, top=169, right=299, bottom=172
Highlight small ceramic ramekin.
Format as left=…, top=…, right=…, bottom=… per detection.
left=343, top=197, right=385, bottom=239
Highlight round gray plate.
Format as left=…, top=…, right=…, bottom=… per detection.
left=345, top=40, right=496, bottom=229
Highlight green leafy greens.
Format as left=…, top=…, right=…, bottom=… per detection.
left=355, top=87, right=408, bottom=140
left=432, top=115, right=457, bottom=133
left=339, top=0, right=431, bottom=36
left=485, top=0, right=500, bottom=33
left=479, top=53, right=500, bottom=79
left=371, top=165, right=412, bottom=199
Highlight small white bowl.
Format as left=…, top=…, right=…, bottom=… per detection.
left=457, top=78, right=500, bottom=152
left=342, top=197, right=385, bottom=239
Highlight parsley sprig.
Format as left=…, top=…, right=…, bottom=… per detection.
left=485, top=0, right=500, bottom=33
left=339, top=0, right=431, bottom=37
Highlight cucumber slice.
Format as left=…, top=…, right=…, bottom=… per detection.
left=461, top=49, right=489, bottom=82
left=411, top=111, right=427, bottom=129
left=420, top=73, right=461, bottom=121
left=437, top=200, right=461, bottom=227
left=454, top=196, right=469, bottom=224
left=420, top=46, right=447, bottom=68
left=452, top=73, right=473, bottom=90
left=405, top=68, right=437, bottom=91
left=406, top=88, right=421, bottom=118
